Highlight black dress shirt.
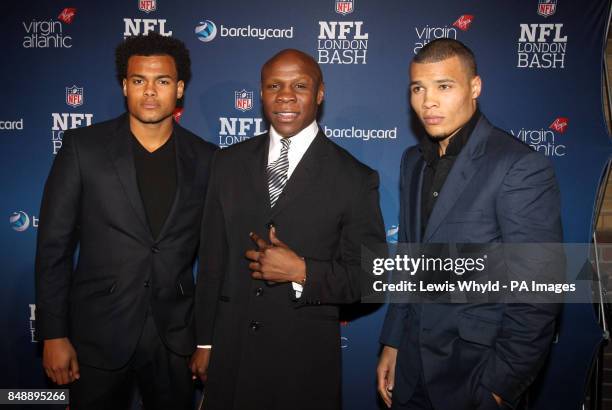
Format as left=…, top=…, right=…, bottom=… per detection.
left=133, top=134, right=177, bottom=239
left=420, top=109, right=481, bottom=236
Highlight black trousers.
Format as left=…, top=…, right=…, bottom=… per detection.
left=70, top=312, right=193, bottom=410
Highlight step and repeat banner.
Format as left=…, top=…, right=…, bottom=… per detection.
left=1, top=0, right=611, bottom=408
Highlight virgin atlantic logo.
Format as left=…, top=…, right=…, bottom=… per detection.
left=57, top=8, right=77, bottom=24
left=549, top=117, right=568, bottom=133
left=452, top=15, right=474, bottom=31
left=173, top=107, right=184, bottom=123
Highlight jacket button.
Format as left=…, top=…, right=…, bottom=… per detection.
left=144, top=279, right=151, bottom=288
left=249, top=321, right=261, bottom=331
left=151, top=246, right=160, bottom=253
left=255, top=287, right=264, bottom=296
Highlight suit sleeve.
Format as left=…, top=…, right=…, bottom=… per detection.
left=380, top=148, right=412, bottom=347
left=298, top=168, right=386, bottom=305
left=35, top=131, right=82, bottom=340
left=195, top=151, right=227, bottom=345
left=480, top=151, right=563, bottom=405
left=379, top=148, right=411, bottom=349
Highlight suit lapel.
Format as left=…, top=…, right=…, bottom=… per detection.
left=406, top=157, right=425, bottom=243
left=423, top=117, right=492, bottom=242
left=270, top=131, right=327, bottom=218
left=243, top=133, right=272, bottom=211
left=156, top=125, right=196, bottom=241
left=107, top=115, right=152, bottom=240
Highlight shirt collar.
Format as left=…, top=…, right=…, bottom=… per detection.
left=269, top=120, right=319, bottom=157
left=420, top=108, right=481, bottom=165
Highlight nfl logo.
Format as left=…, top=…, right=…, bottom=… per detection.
left=139, top=0, right=157, bottom=13
left=335, top=0, right=354, bottom=15
left=235, top=90, right=253, bottom=112
left=537, top=0, right=557, bottom=17
left=66, top=85, right=83, bottom=108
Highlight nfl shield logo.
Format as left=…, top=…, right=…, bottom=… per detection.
left=335, top=0, right=354, bottom=15
left=139, top=0, right=157, bottom=13
left=66, top=85, right=83, bottom=108
left=235, top=90, right=253, bottom=112
left=537, top=0, right=557, bottom=17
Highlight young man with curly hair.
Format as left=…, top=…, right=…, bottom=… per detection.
left=35, top=32, right=216, bottom=409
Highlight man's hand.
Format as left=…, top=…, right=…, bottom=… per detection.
left=189, top=348, right=211, bottom=383
left=377, top=346, right=398, bottom=408
left=492, top=392, right=503, bottom=406
left=245, top=227, right=306, bottom=283
left=42, top=338, right=80, bottom=385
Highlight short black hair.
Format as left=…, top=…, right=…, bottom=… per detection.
left=115, top=32, right=191, bottom=87
left=413, top=38, right=477, bottom=77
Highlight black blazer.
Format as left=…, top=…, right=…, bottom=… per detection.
left=35, top=114, right=216, bottom=369
left=195, top=131, right=386, bottom=410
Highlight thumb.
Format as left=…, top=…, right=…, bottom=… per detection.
left=269, top=226, right=286, bottom=247
left=387, top=367, right=395, bottom=390
left=70, top=356, right=80, bottom=380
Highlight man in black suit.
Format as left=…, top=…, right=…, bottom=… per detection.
left=376, top=39, right=562, bottom=410
left=190, top=49, right=386, bottom=409
left=35, top=33, right=216, bottom=409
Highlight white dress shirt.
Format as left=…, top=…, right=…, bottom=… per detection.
left=268, top=120, right=319, bottom=180
left=268, top=120, right=319, bottom=298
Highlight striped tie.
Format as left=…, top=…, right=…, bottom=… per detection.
left=267, top=138, right=291, bottom=207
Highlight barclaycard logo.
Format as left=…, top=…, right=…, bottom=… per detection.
left=341, top=336, right=349, bottom=349
left=196, top=19, right=293, bottom=43
left=386, top=225, right=399, bottom=243
left=10, top=211, right=30, bottom=232
left=0, top=119, right=24, bottom=130
left=195, top=20, right=217, bottom=42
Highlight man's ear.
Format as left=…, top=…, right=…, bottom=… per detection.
left=470, top=75, right=482, bottom=99
left=177, top=80, right=185, bottom=100
left=122, top=79, right=127, bottom=97
left=317, top=82, right=325, bottom=105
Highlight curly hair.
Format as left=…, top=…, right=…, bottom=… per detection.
left=115, top=32, right=192, bottom=87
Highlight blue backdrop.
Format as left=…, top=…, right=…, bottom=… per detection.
left=1, top=1, right=611, bottom=408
